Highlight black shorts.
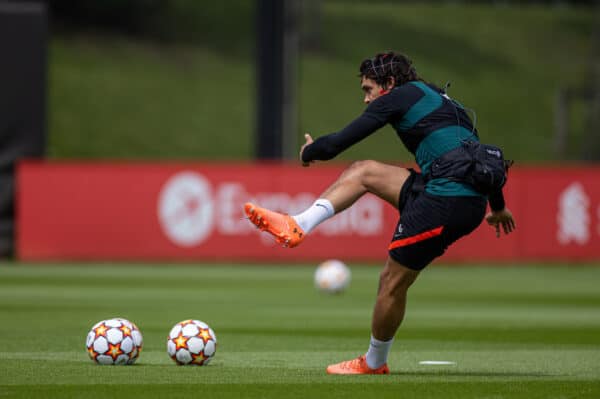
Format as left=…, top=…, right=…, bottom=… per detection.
left=388, top=170, right=487, bottom=270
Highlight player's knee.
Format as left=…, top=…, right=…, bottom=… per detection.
left=345, top=160, right=380, bottom=183
left=377, top=269, right=403, bottom=298
left=378, top=263, right=418, bottom=298
left=346, top=159, right=376, bottom=174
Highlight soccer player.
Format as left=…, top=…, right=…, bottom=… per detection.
left=244, top=51, right=515, bottom=375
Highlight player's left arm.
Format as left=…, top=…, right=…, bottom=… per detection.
left=485, top=189, right=516, bottom=237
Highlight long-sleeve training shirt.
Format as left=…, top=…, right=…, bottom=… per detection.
left=302, top=80, right=492, bottom=199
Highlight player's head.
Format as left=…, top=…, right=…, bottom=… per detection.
left=359, top=51, right=420, bottom=104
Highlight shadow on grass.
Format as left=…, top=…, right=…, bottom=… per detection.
left=391, top=370, right=560, bottom=377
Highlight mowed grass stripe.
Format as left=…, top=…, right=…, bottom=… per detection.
left=1, top=348, right=599, bottom=380
left=2, top=382, right=599, bottom=399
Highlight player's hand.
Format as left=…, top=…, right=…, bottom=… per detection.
left=300, top=133, right=314, bottom=167
left=485, top=208, right=516, bottom=238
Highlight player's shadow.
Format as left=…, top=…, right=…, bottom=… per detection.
left=391, top=370, right=559, bottom=377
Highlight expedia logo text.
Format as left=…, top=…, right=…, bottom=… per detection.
left=157, top=171, right=384, bottom=247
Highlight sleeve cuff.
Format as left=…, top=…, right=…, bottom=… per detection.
left=488, top=189, right=506, bottom=212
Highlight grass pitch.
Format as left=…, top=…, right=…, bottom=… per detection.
left=0, top=263, right=599, bottom=398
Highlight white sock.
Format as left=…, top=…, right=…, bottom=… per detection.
left=365, top=335, right=394, bottom=369
left=292, top=199, right=335, bottom=233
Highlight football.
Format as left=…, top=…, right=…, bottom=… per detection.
left=86, top=318, right=140, bottom=365
left=314, top=259, right=351, bottom=294
left=167, top=319, right=217, bottom=365
left=116, top=318, right=143, bottom=364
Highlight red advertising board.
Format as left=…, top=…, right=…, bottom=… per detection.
left=15, top=161, right=600, bottom=263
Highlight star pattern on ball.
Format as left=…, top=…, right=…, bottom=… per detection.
left=179, top=319, right=194, bottom=327
left=107, top=343, right=124, bottom=360
left=88, top=346, right=98, bottom=359
left=191, top=352, right=207, bottom=365
left=174, top=333, right=189, bottom=350
left=93, top=323, right=108, bottom=338
left=119, top=324, right=132, bottom=337
left=198, top=328, right=212, bottom=344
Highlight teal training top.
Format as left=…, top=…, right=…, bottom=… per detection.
left=302, top=81, right=484, bottom=197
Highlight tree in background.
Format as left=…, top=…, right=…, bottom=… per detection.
left=583, top=6, right=600, bottom=161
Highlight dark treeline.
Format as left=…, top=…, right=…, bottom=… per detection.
left=45, top=0, right=596, bottom=37
left=44, top=0, right=255, bottom=55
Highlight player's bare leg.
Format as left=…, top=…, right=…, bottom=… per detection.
left=326, top=256, right=418, bottom=374
left=371, top=256, right=420, bottom=341
left=320, top=160, right=410, bottom=212
left=245, top=161, right=410, bottom=247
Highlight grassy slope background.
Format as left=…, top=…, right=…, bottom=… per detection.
left=48, top=2, right=593, bottom=162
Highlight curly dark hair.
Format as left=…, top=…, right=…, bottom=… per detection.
left=359, top=51, right=421, bottom=89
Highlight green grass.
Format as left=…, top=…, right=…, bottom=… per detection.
left=0, top=263, right=599, bottom=398
left=48, top=3, right=594, bottom=161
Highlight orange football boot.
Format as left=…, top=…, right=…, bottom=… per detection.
left=326, top=355, right=389, bottom=375
left=244, top=202, right=305, bottom=248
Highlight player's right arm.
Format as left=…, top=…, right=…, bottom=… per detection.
left=300, top=85, right=418, bottom=165
left=300, top=133, right=314, bottom=167
left=300, top=113, right=385, bottom=165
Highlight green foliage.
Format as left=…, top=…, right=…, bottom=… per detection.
left=48, top=3, right=594, bottom=161
left=0, top=263, right=599, bottom=398
left=49, top=38, right=253, bottom=160
left=300, top=3, right=593, bottom=162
